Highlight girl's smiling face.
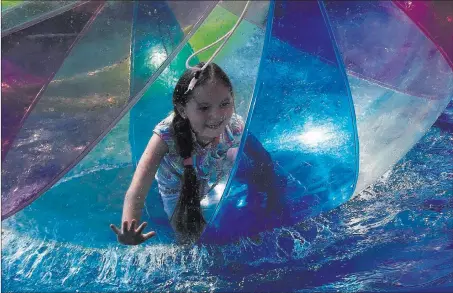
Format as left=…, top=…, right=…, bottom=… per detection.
left=179, top=82, right=234, bottom=144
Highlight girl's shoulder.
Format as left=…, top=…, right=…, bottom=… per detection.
left=153, top=112, right=175, bottom=149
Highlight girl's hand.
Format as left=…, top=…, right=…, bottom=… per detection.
left=110, top=220, right=156, bottom=245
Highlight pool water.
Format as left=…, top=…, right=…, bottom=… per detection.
left=2, top=112, right=452, bottom=292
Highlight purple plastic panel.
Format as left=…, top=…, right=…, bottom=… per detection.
left=393, top=1, right=453, bottom=70
left=1, top=1, right=217, bottom=220
left=325, top=1, right=453, bottom=195
left=271, top=1, right=337, bottom=64
left=1, top=1, right=105, bottom=160
left=325, top=1, right=452, bottom=100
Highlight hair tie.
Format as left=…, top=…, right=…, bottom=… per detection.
left=183, top=157, right=193, bottom=166
left=184, top=70, right=202, bottom=94
left=194, top=70, right=202, bottom=79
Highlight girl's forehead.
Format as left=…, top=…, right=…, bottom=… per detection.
left=192, top=83, right=232, bottom=103
left=195, top=82, right=229, bottom=94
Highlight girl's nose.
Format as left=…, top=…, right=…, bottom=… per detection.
left=209, top=107, right=225, bottom=119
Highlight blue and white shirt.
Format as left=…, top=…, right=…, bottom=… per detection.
left=153, top=112, right=245, bottom=218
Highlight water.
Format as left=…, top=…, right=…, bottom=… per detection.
left=3, top=114, right=452, bottom=292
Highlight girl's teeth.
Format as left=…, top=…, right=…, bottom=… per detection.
left=207, top=121, right=222, bottom=128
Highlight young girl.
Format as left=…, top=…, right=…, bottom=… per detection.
left=110, top=62, right=283, bottom=244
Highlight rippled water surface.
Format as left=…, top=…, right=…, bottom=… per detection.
left=3, top=117, right=452, bottom=292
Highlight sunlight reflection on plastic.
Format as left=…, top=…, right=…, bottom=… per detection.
left=201, top=183, right=226, bottom=207
left=236, top=197, right=247, bottom=208
left=297, top=125, right=337, bottom=148
left=147, top=46, right=167, bottom=68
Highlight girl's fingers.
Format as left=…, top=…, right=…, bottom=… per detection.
left=110, top=224, right=121, bottom=235
left=143, top=231, right=156, bottom=240
left=130, top=219, right=137, bottom=231
left=135, top=222, right=148, bottom=234
left=122, top=220, right=128, bottom=234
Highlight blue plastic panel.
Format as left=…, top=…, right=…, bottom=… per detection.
left=201, top=0, right=359, bottom=244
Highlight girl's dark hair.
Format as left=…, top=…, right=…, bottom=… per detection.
left=170, top=62, right=233, bottom=241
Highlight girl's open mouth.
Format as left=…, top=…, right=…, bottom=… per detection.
left=206, top=121, right=224, bottom=129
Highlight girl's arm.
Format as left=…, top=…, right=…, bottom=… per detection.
left=122, top=133, right=168, bottom=223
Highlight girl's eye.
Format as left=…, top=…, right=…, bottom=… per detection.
left=199, top=106, right=209, bottom=112
left=221, top=101, right=231, bottom=108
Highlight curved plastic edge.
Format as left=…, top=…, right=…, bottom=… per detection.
left=1, top=1, right=219, bottom=221
left=318, top=0, right=360, bottom=195
left=1, top=1, right=87, bottom=37
left=201, top=0, right=275, bottom=234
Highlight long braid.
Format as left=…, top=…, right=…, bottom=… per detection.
left=170, top=62, right=233, bottom=241
left=171, top=111, right=205, bottom=239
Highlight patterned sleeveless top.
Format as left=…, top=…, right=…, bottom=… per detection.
left=153, top=112, right=245, bottom=219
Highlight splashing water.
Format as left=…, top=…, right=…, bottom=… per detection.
left=2, top=120, right=452, bottom=292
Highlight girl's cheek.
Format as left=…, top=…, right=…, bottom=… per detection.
left=224, top=106, right=234, bottom=117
